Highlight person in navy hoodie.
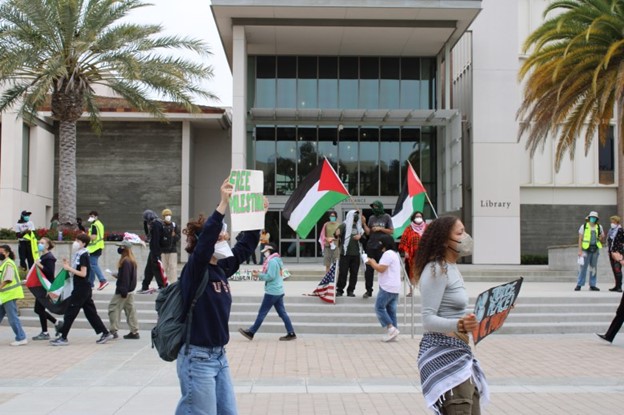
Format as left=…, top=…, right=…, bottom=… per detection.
left=176, top=178, right=266, bottom=415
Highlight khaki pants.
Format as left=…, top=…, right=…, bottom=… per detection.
left=108, top=293, right=139, bottom=334
left=161, top=252, right=178, bottom=283
left=438, top=378, right=481, bottom=415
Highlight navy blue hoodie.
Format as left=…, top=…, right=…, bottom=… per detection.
left=179, top=210, right=259, bottom=348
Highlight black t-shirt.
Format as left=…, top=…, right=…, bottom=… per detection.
left=73, top=252, right=92, bottom=288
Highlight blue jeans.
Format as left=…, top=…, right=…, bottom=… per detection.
left=176, top=345, right=237, bottom=415
left=0, top=299, right=26, bottom=341
left=249, top=293, right=294, bottom=334
left=88, top=252, right=107, bottom=286
left=577, top=250, right=599, bottom=287
left=375, top=287, right=398, bottom=328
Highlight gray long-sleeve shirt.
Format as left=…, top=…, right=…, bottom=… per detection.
left=419, top=262, right=468, bottom=333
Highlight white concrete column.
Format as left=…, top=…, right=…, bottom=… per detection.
left=180, top=121, right=192, bottom=263
left=444, top=43, right=451, bottom=111
left=0, top=110, right=24, bottom=228
left=232, top=25, right=248, bottom=170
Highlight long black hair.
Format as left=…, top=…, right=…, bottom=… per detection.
left=0, top=245, right=16, bottom=260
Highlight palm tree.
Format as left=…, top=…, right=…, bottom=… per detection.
left=518, top=0, right=624, bottom=215
left=0, top=0, right=215, bottom=226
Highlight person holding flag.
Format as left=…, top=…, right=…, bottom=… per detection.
left=362, top=201, right=394, bottom=299
left=31, top=237, right=61, bottom=341
left=239, top=243, right=297, bottom=341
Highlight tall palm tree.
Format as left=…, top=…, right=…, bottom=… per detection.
left=518, top=0, right=624, bottom=215
left=0, top=0, right=215, bottom=226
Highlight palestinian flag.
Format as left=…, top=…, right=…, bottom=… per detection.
left=283, top=159, right=350, bottom=238
left=392, top=163, right=427, bottom=238
left=26, top=267, right=71, bottom=315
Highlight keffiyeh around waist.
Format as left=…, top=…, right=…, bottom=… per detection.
left=418, top=332, right=489, bottom=414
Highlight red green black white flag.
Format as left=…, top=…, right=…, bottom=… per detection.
left=392, top=163, right=427, bottom=238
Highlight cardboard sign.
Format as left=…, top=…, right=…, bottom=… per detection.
left=472, top=277, right=523, bottom=345
left=229, top=170, right=265, bottom=232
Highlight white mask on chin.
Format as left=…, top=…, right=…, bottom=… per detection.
left=72, top=241, right=82, bottom=250
left=213, top=240, right=234, bottom=259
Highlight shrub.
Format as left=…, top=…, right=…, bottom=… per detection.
left=0, top=228, right=17, bottom=239
left=521, top=254, right=548, bottom=265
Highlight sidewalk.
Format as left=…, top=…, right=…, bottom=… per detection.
left=1, top=326, right=623, bottom=414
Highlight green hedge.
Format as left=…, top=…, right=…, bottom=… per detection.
left=520, top=254, right=548, bottom=265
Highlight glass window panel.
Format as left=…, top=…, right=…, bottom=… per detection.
left=255, top=126, right=276, bottom=195
left=599, top=126, right=615, bottom=185
left=380, top=57, right=400, bottom=109
left=277, top=56, right=296, bottom=108
left=359, top=57, right=379, bottom=109
left=338, top=127, right=359, bottom=195
left=421, top=59, right=435, bottom=110
left=300, top=242, right=317, bottom=258
left=297, top=127, right=318, bottom=184
left=339, top=57, right=358, bottom=109
left=318, top=127, right=338, bottom=170
left=401, top=58, right=420, bottom=109
left=400, top=127, right=420, bottom=189
left=359, top=128, right=379, bottom=195
left=380, top=128, right=400, bottom=196
left=264, top=211, right=280, bottom=247
left=420, top=127, right=435, bottom=185
left=281, top=241, right=297, bottom=258
left=319, top=57, right=338, bottom=108
left=298, top=57, right=317, bottom=108
left=276, top=126, right=297, bottom=195
left=256, top=57, right=276, bottom=108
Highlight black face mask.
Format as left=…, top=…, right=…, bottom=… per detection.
left=0, top=253, right=5, bottom=261
left=117, top=247, right=125, bottom=255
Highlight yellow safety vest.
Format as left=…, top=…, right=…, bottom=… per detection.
left=0, top=258, right=24, bottom=303
left=582, top=223, right=603, bottom=250
left=23, top=231, right=40, bottom=261
left=87, top=219, right=105, bottom=254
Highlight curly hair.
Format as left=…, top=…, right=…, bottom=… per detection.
left=183, top=214, right=206, bottom=254
left=412, top=215, right=460, bottom=284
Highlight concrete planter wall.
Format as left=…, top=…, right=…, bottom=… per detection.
left=548, top=244, right=612, bottom=273
left=0, top=240, right=152, bottom=277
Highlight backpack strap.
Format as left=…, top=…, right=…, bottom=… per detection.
left=183, top=268, right=211, bottom=355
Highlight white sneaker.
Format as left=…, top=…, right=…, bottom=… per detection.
left=382, top=327, right=399, bottom=342
left=10, top=339, right=28, bottom=346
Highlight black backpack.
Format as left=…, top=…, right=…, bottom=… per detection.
left=151, top=269, right=210, bottom=362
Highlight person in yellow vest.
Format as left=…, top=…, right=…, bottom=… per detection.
left=0, top=245, right=27, bottom=346
left=87, top=211, right=109, bottom=290
left=14, top=210, right=38, bottom=270
left=576, top=211, right=605, bottom=291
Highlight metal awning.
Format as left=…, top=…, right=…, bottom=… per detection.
left=248, top=108, right=459, bottom=126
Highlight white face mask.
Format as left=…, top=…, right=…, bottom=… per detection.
left=213, top=240, right=234, bottom=259
left=88, top=217, right=95, bottom=223
left=264, top=251, right=272, bottom=259
left=611, top=223, right=619, bottom=229
left=414, top=217, right=424, bottom=224
left=450, top=233, right=474, bottom=257
left=164, top=215, right=172, bottom=222
left=72, top=241, right=82, bottom=250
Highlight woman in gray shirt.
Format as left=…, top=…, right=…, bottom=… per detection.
left=413, top=216, right=489, bottom=415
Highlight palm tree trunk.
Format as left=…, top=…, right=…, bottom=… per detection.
left=58, top=120, right=77, bottom=228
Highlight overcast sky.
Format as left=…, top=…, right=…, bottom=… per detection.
left=129, top=0, right=233, bottom=107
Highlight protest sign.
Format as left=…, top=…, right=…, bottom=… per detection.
left=229, top=170, right=265, bottom=232
left=472, top=277, right=523, bottom=345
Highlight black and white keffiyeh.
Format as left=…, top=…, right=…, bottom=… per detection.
left=418, top=332, right=490, bottom=414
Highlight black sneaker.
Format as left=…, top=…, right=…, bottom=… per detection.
left=347, top=292, right=355, bottom=297
left=574, top=286, right=581, bottom=291
left=32, top=332, right=50, bottom=341
left=609, top=287, right=622, bottom=292
left=50, top=337, right=69, bottom=346
left=123, top=332, right=140, bottom=340
left=279, top=333, right=297, bottom=341
left=96, top=332, right=114, bottom=344
left=596, top=333, right=612, bottom=343
left=590, top=286, right=600, bottom=291
left=363, top=291, right=372, bottom=299
left=239, top=328, right=254, bottom=341
left=110, top=331, right=119, bottom=339
left=336, top=291, right=343, bottom=297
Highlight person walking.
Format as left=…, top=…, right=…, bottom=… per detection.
left=239, top=243, right=297, bottom=341
left=161, top=208, right=180, bottom=283
left=259, top=229, right=270, bottom=265
left=108, top=240, right=139, bottom=340
left=362, top=200, right=394, bottom=298
left=86, top=211, right=109, bottom=290
left=14, top=210, right=37, bottom=270
left=0, top=245, right=28, bottom=346
left=334, top=209, right=364, bottom=297
left=414, top=216, right=489, bottom=414
left=175, top=178, right=262, bottom=415
left=607, top=215, right=624, bottom=292
left=319, top=210, right=341, bottom=273
left=399, top=211, right=426, bottom=297
left=366, top=234, right=401, bottom=342
left=32, top=237, right=61, bottom=341
left=576, top=211, right=605, bottom=291
left=597, top=233, right=624, bottom=344
left=138, top=210, right=167, bottom=293
left=50, top=234, right=114, bottom=346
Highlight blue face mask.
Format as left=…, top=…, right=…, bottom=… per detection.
left=38, top=243, right=45, bottom=252
left=330, top=216, right=336, bottom=222
left=23, top=216, right=30, bottom=221
left=589, top=217, right=598, bottom=224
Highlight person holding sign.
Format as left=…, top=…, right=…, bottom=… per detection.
left=413, top=216, right=489, bottom=414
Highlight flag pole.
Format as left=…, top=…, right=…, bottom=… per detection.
left=407, top=160, right=439, bottom=219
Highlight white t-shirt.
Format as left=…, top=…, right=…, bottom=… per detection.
left=378, top=250, right=401, bottom=294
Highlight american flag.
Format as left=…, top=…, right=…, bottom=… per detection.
left=312, top=262, right=336, bottom=304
